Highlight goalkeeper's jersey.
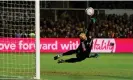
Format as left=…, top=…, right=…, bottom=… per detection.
left=77, top=37, right=93, bottom=53
left=76, top=17, right=95, bottom=53
left=77, top=17, right=95, bottom=52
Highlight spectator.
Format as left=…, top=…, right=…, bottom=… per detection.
left=127, top=31, right=133, bottom=38
left=21, top=31, right=28, bottom=38
left=15, top=30, right=21, bottom=38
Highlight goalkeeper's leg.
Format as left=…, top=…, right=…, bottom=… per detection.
left=54, top=50, right=77, bottom=60
left=87, top=47, right=99, bottom=58
left=58, top=54, right=86, bottom=63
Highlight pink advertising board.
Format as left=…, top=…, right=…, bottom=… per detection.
left=0, top=38, right=133, bottom=53
left=115, top=39, right=133, bottom=53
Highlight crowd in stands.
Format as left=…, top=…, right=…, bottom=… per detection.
left=0, top=12, right=133, bottom=38
left=0, top=22, right=35, bottom=38
left=40, top=17, right=84, bottom=38
left=0, top=1, right=132, bottom=38
left=40, top=13, right=133, bottom=38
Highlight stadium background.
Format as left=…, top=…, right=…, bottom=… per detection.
left=40, top=1, right=133, bottom=80
left=1, top=1, right=133, bottom=38
left=40, top=1, right=133, bottom=38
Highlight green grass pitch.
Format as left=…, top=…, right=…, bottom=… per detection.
left=41, top=53, right=133, bottom=80
left=0, top=53, right=133, bottom=80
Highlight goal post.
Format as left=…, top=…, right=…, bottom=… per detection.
left=35, top=0, right=40, bottom=79
left=0, top=0, right=40, bottom=79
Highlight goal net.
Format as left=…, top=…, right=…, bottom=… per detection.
left=0, top=1, right=40, bottom=79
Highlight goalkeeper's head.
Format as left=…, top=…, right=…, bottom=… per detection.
left=79, top=33, right=87, bottom=40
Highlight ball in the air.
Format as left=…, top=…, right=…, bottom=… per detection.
left=85, top=7, right=94, bottom=16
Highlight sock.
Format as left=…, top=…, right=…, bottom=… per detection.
left=57, top=54, right=63, bottom=57
left=89, top=53, right=96, bottom=58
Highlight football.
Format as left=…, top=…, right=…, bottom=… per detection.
left=85, top=7, right=94, bottom=16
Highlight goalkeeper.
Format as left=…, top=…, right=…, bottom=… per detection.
left=54, top=17, right=98, bottom=63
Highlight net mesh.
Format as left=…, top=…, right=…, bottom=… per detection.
left=0, top=1, right=35, bottom=79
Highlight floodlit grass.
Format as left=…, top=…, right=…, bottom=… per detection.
left=41, top=54, right=133, bottom=80
left=0, top=53, right=133, bottom=80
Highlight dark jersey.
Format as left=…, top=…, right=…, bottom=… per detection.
left=77, top=38, right=93, bottom=52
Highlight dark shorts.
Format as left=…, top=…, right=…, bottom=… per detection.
left=76, top=47, right=92, bottom=59
left=76, top=51, right=89, bottom=59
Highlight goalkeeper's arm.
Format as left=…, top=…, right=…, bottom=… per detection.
left=85, top=17, right=96, bottom=37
